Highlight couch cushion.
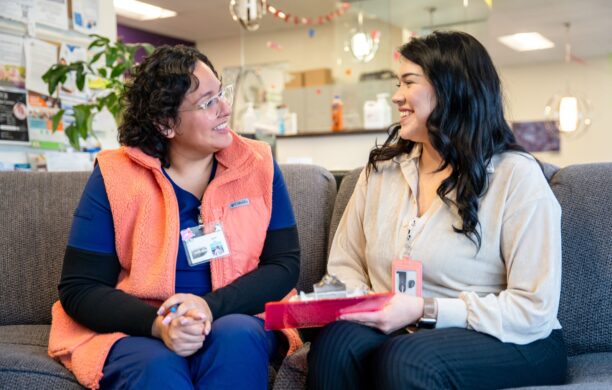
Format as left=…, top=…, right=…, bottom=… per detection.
left=0, top=324, right=50, bottom=347
left=0, top=172, right=90, bottom=326
left=0, top=325, right=83, bottom=389
left=506, top=352, right=612, bottom=390
left=550, top=163, right=612, bottom=356
left=328, top=167, right=362, bottom=253
left=280, top=165, right=337, bottom=293
left=272, top=342, right=310, bottom=390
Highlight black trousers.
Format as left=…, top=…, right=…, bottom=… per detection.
left=307, top=321, right=567, bottom=390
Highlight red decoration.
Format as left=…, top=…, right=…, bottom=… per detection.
left=266, top=2, right=350, bottom=26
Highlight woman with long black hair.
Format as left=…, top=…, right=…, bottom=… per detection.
left=308, top=31, right=567, bottom=389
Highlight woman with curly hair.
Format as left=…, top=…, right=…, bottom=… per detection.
left=48, top=45, right=301, bottom=389
left=308, top=31, right=567, bottom=389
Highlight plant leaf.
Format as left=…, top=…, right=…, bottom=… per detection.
left=87, top=34, right=109, bottom=50
left=73, top=104, right=93, bottom=142
left=76, top=69, right=86, bottom=91
left=110, top=62, right=129, bottom=78
left=90, top=50, right=104, bottom=65
left=105, top=47, right=118, bottom=67
left=42, top=65, right=69, bottom=95
left=141, top=43, right=155, bottom=55
left=64, top=124, right=80, bottom=150
left=51, top=109, right=64, bottom=131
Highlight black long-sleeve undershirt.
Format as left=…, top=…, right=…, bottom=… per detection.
left=58, top=226, right=300, bottom=336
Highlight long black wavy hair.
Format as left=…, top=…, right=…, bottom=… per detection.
left=367, top=31, right=528, bottom=248
left=119, top=45, right=218, bottom=168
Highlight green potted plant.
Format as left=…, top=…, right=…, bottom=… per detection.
left=42, top=34, right=154, bottom=149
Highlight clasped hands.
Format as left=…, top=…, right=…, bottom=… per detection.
left=339, top=294, right=424, bottom=334
left=152, top=293, right=213, bottom=357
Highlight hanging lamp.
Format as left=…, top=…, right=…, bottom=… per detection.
left=229, top=0, right=267, bottom=31
left=348, top=10, right=380, bottom=63
left=544, top=22, right=591, bottom=135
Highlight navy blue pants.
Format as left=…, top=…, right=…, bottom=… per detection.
left=100, top=314, right=277, bottom=389
left=307, top=321, right=567, bottom=390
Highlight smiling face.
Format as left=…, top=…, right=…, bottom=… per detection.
left=166, top=61, right=233, bottom=159
left=392, top=58, right=437, bottom=144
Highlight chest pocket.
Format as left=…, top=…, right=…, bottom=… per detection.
left=221, top=195, right=270, bottom=268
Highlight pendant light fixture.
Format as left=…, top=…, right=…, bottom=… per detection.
left=229, top=0, right=267, bottom=31
left=544, top=22, right=591, bottom=135
left=348, top=6, right=380, bottom=63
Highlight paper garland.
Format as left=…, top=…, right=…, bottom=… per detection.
left=267, top=2, right=350, bottom=26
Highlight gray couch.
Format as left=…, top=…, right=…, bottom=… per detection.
left=0, top=162, right=610, bottom=389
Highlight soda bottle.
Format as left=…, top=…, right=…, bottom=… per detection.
left=331, top=95, right=343, bottom=132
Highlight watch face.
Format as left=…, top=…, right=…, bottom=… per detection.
left=418, top=317, right=437, bottom=329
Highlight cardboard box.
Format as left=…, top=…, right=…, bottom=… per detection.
left=285, top=72, right=304, bottom=89
left=303, top=68, right=333, bottom=87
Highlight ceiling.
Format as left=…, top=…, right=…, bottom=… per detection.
left=117, top=0, right=612, bottom=66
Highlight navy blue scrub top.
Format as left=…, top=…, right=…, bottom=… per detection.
left=67, top=158, right=296, bottom=296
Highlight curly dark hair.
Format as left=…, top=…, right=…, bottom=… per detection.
left=118, top=45, right=218, bottom=167
left=367, top=31, right=530, bottom=248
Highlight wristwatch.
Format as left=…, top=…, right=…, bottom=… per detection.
left=417, top=297, right=438, bottom=329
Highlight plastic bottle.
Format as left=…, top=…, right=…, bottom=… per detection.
left=331, top=95, right=343, bottom=132
left=363, top=100, right=378, bottom=129
left=276, top=104, right=288, bottom=135
left=377, top=93, right=392, bottom=128
left=241, top=102, right=257, bottom=134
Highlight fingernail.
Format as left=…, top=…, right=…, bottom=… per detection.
left=157, top=307, right=164, bottom=315
left=162, top=315, right=172, bottom=325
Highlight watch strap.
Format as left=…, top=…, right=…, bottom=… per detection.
left=417, top=297, right=438, bottom=329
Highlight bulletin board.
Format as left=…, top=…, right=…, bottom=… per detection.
left=0, top=0, right=112, bottom=171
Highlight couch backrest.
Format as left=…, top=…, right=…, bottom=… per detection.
left=550, top=163, right=612, bottom=356
left=281, top=164, right=337, bottom=293
left=0, top=171, right=90, bottom=325
left=0, top=165, right=337, bottom=325
left=328, top=167, right=362, bottom=253
left=328, top=162, right=612, bottom=356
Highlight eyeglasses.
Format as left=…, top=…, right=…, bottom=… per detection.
left=180, top=84, right=234, bottom=117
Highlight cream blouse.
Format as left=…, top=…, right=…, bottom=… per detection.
left=328, top=145, right=562, bottom=344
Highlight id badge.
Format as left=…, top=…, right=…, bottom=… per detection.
left=180, top=222, right=230, bottom=266
left=391, top=257, right=422, bottom=296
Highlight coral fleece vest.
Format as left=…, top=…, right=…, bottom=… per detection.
left=48, top=133, right=301, bottom=389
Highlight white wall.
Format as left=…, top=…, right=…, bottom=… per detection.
left=201, top=26, right=611, bottom=170
left=199, top=21, right=402, bottom=84
left=199, top=25, right=336, bottom=77
left=277, top=57, right=612, bottom=171
left=501, top=57, right=612, bottom=166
